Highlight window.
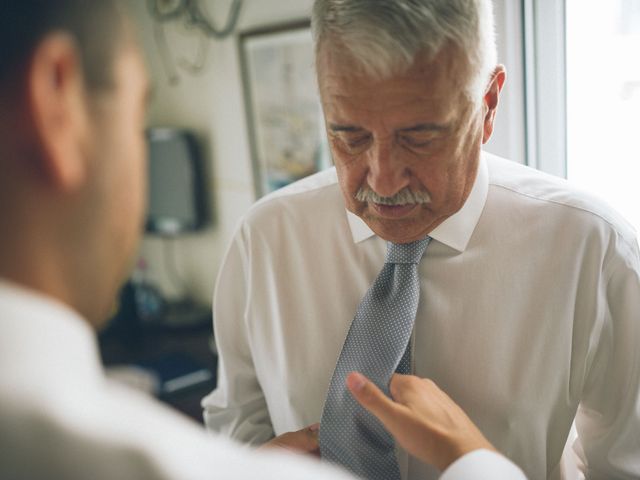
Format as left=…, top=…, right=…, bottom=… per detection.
left=531, top=0, right=640, bottom=231
left=566, top=0, right=640, bottom=231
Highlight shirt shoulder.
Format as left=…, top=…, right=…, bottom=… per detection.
left=256, top=167, right=340, bottom=202
left=485, top=153, right=637, bottom=245
left=240, top=168, right=345, bottom=237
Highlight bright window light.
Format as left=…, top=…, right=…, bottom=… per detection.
left=566, top=0, right=640, bottom=232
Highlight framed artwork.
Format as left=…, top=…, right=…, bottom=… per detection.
left=239, top=20, right=330, bottom=197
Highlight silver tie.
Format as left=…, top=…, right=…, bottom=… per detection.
left=320, top=237, right=431, bottom=480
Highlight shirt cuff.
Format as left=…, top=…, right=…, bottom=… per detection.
left=440, top=449, right=527, bottom=480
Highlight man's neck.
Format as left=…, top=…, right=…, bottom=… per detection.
left=0, top=227, right=97, bottom=326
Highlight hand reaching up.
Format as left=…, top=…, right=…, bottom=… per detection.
left=346, top=372, right=497, bottom=471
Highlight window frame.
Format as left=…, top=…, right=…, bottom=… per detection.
left=522, top=0, right=568, bottom=178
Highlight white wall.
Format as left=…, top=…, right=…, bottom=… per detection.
left=126, top=0, right=315, bottom=304
left=125, top=0, right=526, bottom=306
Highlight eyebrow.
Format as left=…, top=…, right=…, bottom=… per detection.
left=328, top=124, right=366, bottom=133
left=328, top=123, right=450, bottom=133
left=398, top=123, right=449, bottom=133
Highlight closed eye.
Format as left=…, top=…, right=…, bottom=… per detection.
left=396, top=122, right=449, bottom=151
left=346, top=135, right=371, bottom=148
left=403, top=137, right=431, bottom=147
left=398, top=135, right=434, bottom=150
left=330, top=132, right=372, bottom=155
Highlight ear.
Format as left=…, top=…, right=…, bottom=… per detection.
left=27, top=33, right=90, bottom=191
left=481, top=65, right=506, bottom=144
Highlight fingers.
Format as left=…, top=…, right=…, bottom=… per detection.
left=259, top=424, right=320, bottom=456
left=390, top=374, right=448, bottom=410
left=349, top=372, right=498, bottom=471
left=389, top=373, right=415, bottom=403
left=294, top=424, right=320, bottom=454
left=304, top=423, right=321, bottom=455
left=346, top=371, right=404, bottom=429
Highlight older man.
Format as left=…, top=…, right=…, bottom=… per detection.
left=204, top=0, right=640, bottom=479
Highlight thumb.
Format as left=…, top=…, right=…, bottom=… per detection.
left=346, top=371, right=400, bottom=427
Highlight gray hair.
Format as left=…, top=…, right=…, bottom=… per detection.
left=311, top=0, right=497, bottom=103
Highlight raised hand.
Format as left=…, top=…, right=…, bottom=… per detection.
left=346, top=372, right=497, bottom=471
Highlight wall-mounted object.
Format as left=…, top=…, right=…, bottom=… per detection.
left=239, top=20, right=331, bottom=197
left=147, top=0, right=242, bottom=38
left=147, top=0, right=243, bottom=85
left=146, top=128, right=208, bottom=235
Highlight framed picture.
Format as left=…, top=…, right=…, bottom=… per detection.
left=239, top=20, right=330, bottom=197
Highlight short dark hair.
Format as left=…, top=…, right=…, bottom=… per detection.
left=0, top=0, right=125, bottom=90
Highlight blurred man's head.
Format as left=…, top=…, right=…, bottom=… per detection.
left=0, top=0, right=149, bottom=326
left=312, top=0, right=505, bottom=243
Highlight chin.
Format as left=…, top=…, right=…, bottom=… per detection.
left=365, top=216, right=431, bottom=244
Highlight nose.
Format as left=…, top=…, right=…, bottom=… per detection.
left=366, top=141, right=411, bottom=198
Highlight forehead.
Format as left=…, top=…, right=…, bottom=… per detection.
left=317, top=45, right=466, bottom=123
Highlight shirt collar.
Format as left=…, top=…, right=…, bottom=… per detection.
left=346, top=153, right=489, bottom=252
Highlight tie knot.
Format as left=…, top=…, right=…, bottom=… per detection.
left=386, top=237, right=431, bottom=264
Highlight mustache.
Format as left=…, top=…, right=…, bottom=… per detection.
left=355, top=186, right=432, bottom=205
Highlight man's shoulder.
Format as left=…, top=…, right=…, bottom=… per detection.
left=241, top=167, right=344, bottom=231
left=485, top=153, right=637, bottom=242
left=0, top=375, right=303, bottom=480
left=258, top=167, right=340, bottom=201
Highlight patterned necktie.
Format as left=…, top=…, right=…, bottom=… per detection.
left=320, top=237, right=431, bottom=480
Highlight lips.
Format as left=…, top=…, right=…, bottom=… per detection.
left=370, top=203, right=418, bottom=218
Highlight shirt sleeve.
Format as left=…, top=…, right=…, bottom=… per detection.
left=202, top=223, right=275, bottom=445
left=573, top=233, right=640, bottom=477
left=440, top=450, right=528, bottom=480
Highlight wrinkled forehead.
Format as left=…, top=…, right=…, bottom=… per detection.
left=319, top=37, right=469, bottom=83
left=316, top=40, right=470, bottom=111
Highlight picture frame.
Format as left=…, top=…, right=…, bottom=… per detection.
left=239, top=20, right=330, bottom=197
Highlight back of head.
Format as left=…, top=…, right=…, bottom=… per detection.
left=311, top=0, right=497, bottom=102
left=0, top=0, right=124, bottom=93
left=0, top=0, right=144, bottom=326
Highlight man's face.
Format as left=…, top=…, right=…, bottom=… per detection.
left=318, top=45, right=486, bottom=244
left=84, top=43, right=149, bottom=320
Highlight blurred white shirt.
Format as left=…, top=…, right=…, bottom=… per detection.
left=204, top=152, right=640, bottom=480
left=0, top=280, right=355, bottom=480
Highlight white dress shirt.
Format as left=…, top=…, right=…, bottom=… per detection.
left=0, top=280, right=355, bottom=480
left=204, top=152, right=640, bottom=480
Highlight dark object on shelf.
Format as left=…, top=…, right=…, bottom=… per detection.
left=100, top=281, right=211, bottom=342
left=161, top=300, right=211, bottom=329
left=100, top=320, right=217, bottom=424
left=99, top=282, right=144, bottom=347
left=133, top=280, right=166, bottom=326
